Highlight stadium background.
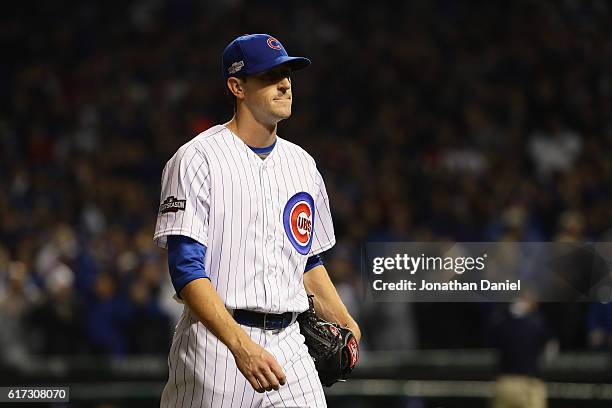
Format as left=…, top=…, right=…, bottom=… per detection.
left=1, top=0, right=612, bottom=406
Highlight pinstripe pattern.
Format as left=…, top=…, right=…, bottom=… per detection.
left=155, top=125, right=334, bottom=407
left=160, top=310, right=327, bottom=408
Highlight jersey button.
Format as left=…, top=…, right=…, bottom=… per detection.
left=267, top=235, right=273, bottom=241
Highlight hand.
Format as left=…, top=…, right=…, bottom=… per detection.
left=230, top=336, right=286, bottom=393
left=346, top=322, right=361, bottom=344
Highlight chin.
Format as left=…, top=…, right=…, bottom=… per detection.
left=273, top=109, right=292, bottom=120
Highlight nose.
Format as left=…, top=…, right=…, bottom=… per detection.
left=278, top=76, right=291, bottom=92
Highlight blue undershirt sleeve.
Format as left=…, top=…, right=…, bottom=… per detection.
left=167, top=235, right=209, bottom=298
left=304, top=254, right=324, bottom=272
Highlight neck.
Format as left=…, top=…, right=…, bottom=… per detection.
left=225, top=109, right=277, bottom=148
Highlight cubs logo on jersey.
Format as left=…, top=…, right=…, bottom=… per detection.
left=283, top=192, right=315, bottom=255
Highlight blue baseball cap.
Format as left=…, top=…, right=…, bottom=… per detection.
left=222, top=34, right=311, bottom=80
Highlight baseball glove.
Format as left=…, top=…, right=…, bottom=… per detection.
left=297, top=295, right=359, bottom=387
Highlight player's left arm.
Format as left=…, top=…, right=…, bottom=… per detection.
left=303, top=264, right=361, bottom=343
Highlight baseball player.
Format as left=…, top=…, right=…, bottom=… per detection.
left=154, top=33, right=360, bottom=408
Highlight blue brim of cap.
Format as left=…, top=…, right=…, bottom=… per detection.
left=247, top=56, right=311, bottom=76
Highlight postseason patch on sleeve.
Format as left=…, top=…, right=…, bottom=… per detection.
left=160, top=196, right=186, bottom=214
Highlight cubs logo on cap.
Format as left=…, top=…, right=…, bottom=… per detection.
left=267, top=37, right=282, bottom=50
left=283, top=192, right=315, bottom=255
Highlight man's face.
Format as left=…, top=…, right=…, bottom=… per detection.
left=242, top=65, right=293, bottom=124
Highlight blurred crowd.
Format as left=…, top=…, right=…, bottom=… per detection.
left=2, top=0, right=612, bottom=360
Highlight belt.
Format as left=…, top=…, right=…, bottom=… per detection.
left=231, top=309, right=297, bottom=330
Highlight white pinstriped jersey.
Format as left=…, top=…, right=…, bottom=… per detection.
left=154, top=124, right=336, bottom=314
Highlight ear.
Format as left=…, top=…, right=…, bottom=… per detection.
left=227, top=77, right=246, bottom=100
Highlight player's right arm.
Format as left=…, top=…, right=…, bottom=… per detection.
left=179, top=277, right=286, bottom=393
left=154, top=144, right=285, bottom=393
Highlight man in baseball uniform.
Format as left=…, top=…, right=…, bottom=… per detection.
left=154, top=33, right=360, bottom=408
